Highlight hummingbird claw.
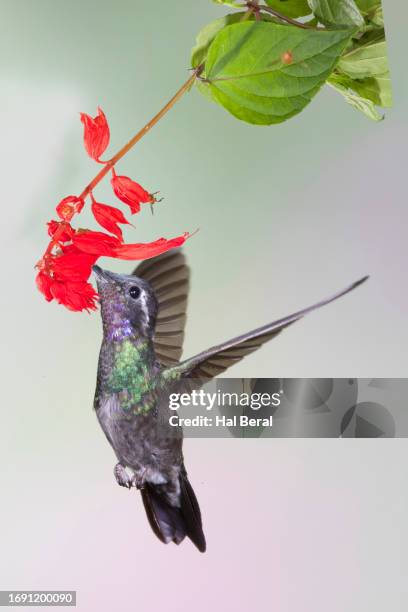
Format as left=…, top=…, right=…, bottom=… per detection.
left=131, top=468, right=147, bottom=490
left=114, top=463, right=133, bottom=489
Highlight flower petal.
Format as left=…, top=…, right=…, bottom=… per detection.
left=111, top=169, right=153, bottom=214
left=80, top=107, right=110, bottom=162
left=56, top=196, right=84, bottom=222
left=72, top=230, right=121, bottom=256
left=36, top=271, right=53, bottom=301
left=111, top=233, right=190, bottom=261
left=47, top=220, right=74, bottom=242
left=50, top=280, right=99, bottom=312
left=91, top=200, right=130, bottom=241
left=52, top=250, right=99, bottom=281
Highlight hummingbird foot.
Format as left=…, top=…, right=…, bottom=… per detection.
left=131, top=469, right=147, bottom=490
left=114, top=463, right=133, bottom=489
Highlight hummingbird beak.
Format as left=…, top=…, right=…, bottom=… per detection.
left=92, top=265, right=114, bottom=283
left=93, top=265, right=139, bottom=284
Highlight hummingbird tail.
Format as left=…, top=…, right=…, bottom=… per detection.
left=179, top=472, right=206, bottom=553
left=141, top=472, right=206, bottom=553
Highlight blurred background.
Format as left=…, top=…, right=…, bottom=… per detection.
left=1, top=1, right=407, bottom=610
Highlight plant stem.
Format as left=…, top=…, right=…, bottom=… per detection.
left=44, top=68, right=200, bottom=258
left=245, top=2, right=321, bottom=30
left=80, top=69, right=199, bottom=200
left=241, top=7, right=254, bottom=21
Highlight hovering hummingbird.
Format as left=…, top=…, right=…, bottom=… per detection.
left=93, top=251, right=368, bottom=553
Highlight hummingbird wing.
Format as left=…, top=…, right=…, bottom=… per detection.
left=133, top=250, right=190, bottom=367
left=165, top=277, right=368, bottom=382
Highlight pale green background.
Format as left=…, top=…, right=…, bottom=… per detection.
left=1, top=1, right=407, bottom=611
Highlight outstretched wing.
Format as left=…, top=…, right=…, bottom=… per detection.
left=166, top=276, right=368, bottom=381
left=133, top=250, right=190, bottom=367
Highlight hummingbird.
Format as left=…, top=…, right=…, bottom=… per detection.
left=92, top=251, right=368, bottom=553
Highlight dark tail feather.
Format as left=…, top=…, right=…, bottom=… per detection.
left=179, top=472, right=206, bottom=552
left=141, top=485, right=186, bottom=546
left=140, top=474, right=206, bottom=553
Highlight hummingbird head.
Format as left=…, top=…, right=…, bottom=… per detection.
left=93, top=265, right=158, bottom=340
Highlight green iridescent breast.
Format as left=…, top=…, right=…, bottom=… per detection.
left=107, top=339, right=156, bottom=415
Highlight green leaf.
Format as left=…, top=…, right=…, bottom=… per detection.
left=265, top=0, right=312, bottom=18
left=369, top=6, right=384, bottom=27
left=199, top=21, right=354, bottom=125
left=337, top=40, right=389, bottom=78
left=308, top=0, right=365, bottom=27
left=191, top=13, right=245, bottom=68
left=195, top=79, right=218, bottom=103
left=337, top=72, right=392, bottom=106
left=355, top=0, right=381, bottom=14
left=328, top=77, right=383, bottom=121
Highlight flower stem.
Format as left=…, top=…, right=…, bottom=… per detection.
left=244, top=2, right=321, bottom=30
left=44, top=68, right=200, bottom=257
left=80, top=68, right=200, bottom=200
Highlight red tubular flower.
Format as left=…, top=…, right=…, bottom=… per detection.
left=36, top=107, right=193, bottom=312
left=80, top=107, right=110, bottom=162
left=56, top=196, right=84, bottom=221
left=36, top=270, right=53, bottom=302
left=36, top=247, right=99, bottom=311
left=36, top=231, right=190, bottom=311
left=49, top=280, right=98, bottom=312
left=72, top=230, right=121, bottom=256
left=51, top=249, right=99, bottom=281
left=111, top=168, right=155, bottom=214
left=111, top=232, right=190, bottom=261
left=91, top=199, right=130, bottom=241
left=47, top=220, right=74, bottom=242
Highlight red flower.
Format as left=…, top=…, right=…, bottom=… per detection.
left=111, top=168, right=155, bottom=214
left=56, top=196, right=84, bottom=221
left=73, top=230, right=121, bottom=256
left=112, top=233, right=190, bottom=260
left=36, top=244, right=99, bottom=312
left=91, top=198, right=130, bottom=241
left=52, top=248, right=99, bottom=281
left=80, top=107, right=110, bottom=162
left=36, top=230, right=190, bottom=311
left=36, top=108, right=193, bottom=312
left=36, top=270, right=98, bottom=312
left=47, top=220, right=74, bottom=242
left=49, top=280, right=98, bottom=312
left=36, top=270, right=53, bottom=302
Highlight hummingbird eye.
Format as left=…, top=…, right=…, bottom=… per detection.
left=129, top=286, right=141, bottom=300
